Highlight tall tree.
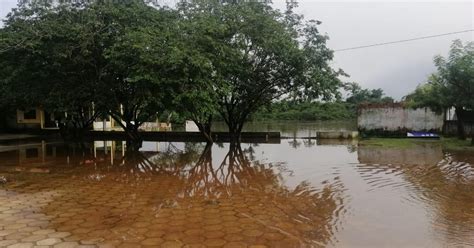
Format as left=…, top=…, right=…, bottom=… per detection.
left=406, top=40, right=473, bottom=141
left=0, top=2, right=56, bottom=112
left=170, top=3, right=221, bottom=143
left=433, top=40, right=473, bottom=141
left=0, top=1, right=180, bottom=150
left=96, top=3, right=180, bottom=149
left=0, top=2, right=106, bottom=134
left=181, top=1, right=343, bottom=141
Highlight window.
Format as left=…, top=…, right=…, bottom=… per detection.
left=23, top=109, right=37, bottom=120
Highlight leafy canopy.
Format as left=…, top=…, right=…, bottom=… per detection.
left=345, top=82, right=394, bottom=105
left=179, top=1, right=344, bottom=135
left=405, top=39, right=474, bottom=112
left=1, top=0, right=348, bottom=141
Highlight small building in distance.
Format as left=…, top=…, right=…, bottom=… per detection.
left=2, top=107, right=60, bottom=130
left=0, top=106, right=172, bottom=132
left=357, top=102, right=444, bottom=136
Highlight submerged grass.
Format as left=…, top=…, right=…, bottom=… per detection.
left=440, top=137, right=474, bottom=151
left=359, top=137, right=474, bottom=150
left=359, top=138, right=427, bottom=148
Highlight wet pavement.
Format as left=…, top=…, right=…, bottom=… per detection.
left=0, top=139, right=473, bottom=247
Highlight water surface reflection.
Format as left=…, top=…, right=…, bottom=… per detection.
left=0, top=138, right=473, bottom=247
left=357, top=144, right=474, bottom=247
left=1, top=141, right=345, bottom=247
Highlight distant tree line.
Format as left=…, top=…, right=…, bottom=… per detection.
left=0, top=0, right=349, bottom=149
left=254, top=82, right=393, bottom=121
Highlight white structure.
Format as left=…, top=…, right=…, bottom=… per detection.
left=185, top=120, right=199, bottom=132
left=358, top=103, right=443, bottom=132
left=93, top=119, right=114, bottom=131
left=92, top=117, right=170, bottom=132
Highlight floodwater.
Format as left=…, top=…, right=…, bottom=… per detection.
left=0, top=131, right=473, bottom=247
left=212, top=120, right=357, bottom=138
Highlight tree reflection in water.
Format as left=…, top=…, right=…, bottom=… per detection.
left=144, top=142, right=346, bottom=247
left=1, top=141, right=345, bottom=247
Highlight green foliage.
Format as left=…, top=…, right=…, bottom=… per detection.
left=359, top=137, right=474, bottom=150
left=94, top=3, right=181, bottom=131
left=179, top=1, right=344, bottom=137
left=404, top=40, right=473, bottom=140
left=433, top=40, right=474, bottom=110
left=1, top=4, right=89, bottom=128
left=168, top=5, right=222, bottom=141
left=0, top=1, right=180, bottom=137
left=440, top=137, right=474, bottom=150
left=406, top=40, right=473, bottom=111
left=359, top=138, right=423, bottom=148
left=254, top=101, right=354, bottom=121
left=0, top=0, right=347, bottom=143
left=0, top=3, right=57, bottom=109
left=253, top=82, right=393, bottom=122
left=404, top=82, right=444, bottom=113
left=345, top=82, right=394, bottom=105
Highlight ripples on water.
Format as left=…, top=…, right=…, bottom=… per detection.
left=0, top=139, right=473, bottom=247
left=357, top=144, right=474, bottom=247
left=0, top=141, right=345, bottom=247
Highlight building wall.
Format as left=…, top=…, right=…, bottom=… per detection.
left=2, top=108, right=43, bottom=130
left=358, top=104, right=443, bottom=134
left=17, top=108, right=43, bottom=126
left=443, top=120, right=474, bottom=136
left=185, top=120, right=199, bottom=132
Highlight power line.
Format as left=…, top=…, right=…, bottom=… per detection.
left=334, top=29, right=474, bottom=52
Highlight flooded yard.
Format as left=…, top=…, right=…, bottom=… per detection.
left=0, top=129, right=473, bottom=247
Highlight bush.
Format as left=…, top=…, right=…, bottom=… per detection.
left=253, top=101, right=356, bottom=121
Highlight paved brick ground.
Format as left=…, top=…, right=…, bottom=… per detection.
left=0, top=163, right=341, bottom=248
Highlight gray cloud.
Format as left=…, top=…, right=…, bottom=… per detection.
left=273, top=1, right=473, bottom=99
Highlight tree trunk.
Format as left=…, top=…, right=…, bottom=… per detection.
left=111, top=114, right=143, bottom=152
left=228, top=122, right=241, bottom=143
left=125, top=124, right=142, bottom=152
left=229, top=121, right=244, bottom=143
left=194, top=117, right=213, bottom=144
left=60, top=115, right=94, bottom=142
left=455, top=107, right=466, bottom=140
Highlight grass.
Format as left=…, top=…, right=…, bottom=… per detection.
left=359, top=137, right=474, bottom=150
left=439, top=137, right=474, bottom=151
left=359, top=138, right=427, bottom=148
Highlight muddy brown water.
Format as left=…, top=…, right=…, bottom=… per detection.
left=0, top=135, right=473, bottom=247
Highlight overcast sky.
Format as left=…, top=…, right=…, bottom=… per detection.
left=1, top=0, right=473, bottom=99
